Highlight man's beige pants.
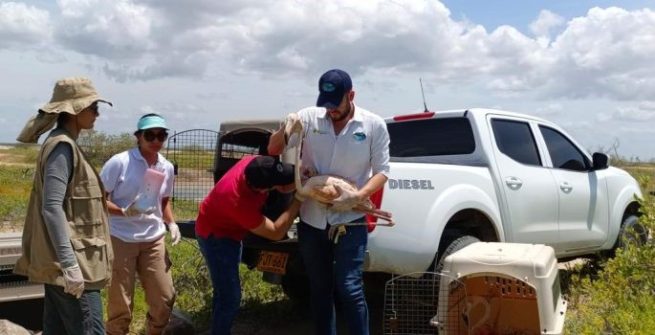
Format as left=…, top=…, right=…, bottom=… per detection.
left=106, top=236, right=176, bottom=335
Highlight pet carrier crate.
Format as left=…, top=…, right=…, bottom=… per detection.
left=383, top=272, right=468, bottom=335
left=438, top=242, right=567, bottom=335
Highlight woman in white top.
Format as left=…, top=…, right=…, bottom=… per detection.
left=100, top=113, right=181, bottom=335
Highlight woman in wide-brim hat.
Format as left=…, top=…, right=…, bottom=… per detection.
left=15, top=77, right=114, bottom=335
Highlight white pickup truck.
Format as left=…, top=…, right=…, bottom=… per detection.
left=0, top=232, right=44, bottom=330
left=207, top=108, right=643, bottom=299
left=368, top=108, right=642, bottom=275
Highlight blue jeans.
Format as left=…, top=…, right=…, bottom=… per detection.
left=197, top=235, right=242, bottom=335
left=43, top=284, right=104, bottom=335
left=298, top=220, right=369, bottom=335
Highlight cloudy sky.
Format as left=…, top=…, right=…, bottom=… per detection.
left=1, top=0, right=655, bottom=160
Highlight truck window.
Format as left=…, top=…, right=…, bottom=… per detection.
left=388, top=117, right=475, bottom=157
left=539, top=126, right=590, bottom=171
left=491, top=119, right=542, bottom=166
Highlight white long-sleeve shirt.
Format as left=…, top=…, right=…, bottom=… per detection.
left=293, top=105, right=390, bottom=229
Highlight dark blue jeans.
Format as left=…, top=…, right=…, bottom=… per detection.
left=197, top=235, right=242, bottom=335
left=298, top=220, right=369, bottom=335
left=43, top=284, right=104, bottom=335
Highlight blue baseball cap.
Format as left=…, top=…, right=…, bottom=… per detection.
left=137, top=113, right=168, bottom=131
left=316, top=69, right=352, bottom=109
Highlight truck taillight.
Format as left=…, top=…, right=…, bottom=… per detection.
left=392, top=112, right=435, bottom=122
left=366, top=188, right=384, bottom=232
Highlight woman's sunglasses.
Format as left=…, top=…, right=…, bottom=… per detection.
left=143, top=130, right=168, bottom=142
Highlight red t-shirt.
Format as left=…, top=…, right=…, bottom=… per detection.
left=195, top=155, right=267, bottom=241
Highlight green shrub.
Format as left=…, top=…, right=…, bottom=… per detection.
left=0, top=166, right=34, bottom=230
left=6, top=136, right=653, bottom=333
left=111, top=236, right=288, bottom=334
left=78, top=130, right=135, bottom=167
left=168, top=238, right=213, bottom=329
left=565, top=177, right=655, bottom=333
left=4, top=142, right=299, bottom=332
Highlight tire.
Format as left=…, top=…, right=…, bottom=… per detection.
left=0, top=298, right=44, bottom=331
left=281, top=273, right=311, bottom=309
left=615, top=215, right=648, bottom=249
left=364, top=272, right=391, bottom=305
left=433, top=235, right=480, bottom=274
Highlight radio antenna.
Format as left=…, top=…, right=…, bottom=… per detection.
left=419, top=78, right=429, bottom=113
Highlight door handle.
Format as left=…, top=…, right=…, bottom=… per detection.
left=505, top=177, right=523, bottom=190
left=560, top=182, right=573, bottom=193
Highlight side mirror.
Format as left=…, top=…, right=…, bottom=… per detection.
left=592, top=152, right=609, bottom=170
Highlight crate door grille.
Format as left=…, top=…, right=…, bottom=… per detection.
left=383, top=272, right=468, bottom=335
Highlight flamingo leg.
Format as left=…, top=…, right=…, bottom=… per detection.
left=353, top=204, right=394, bottom=224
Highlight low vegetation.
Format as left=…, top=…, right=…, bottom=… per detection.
left=77, top=130, right=135, bottom=167
left=0, top=165, right=34, bottom=232
left=0, top=145, right=37, bottom=232
left=564, top=174, right=655, bottom=333
left=2, top=134, right=655, bottom=333
left=1, top=134, right=284, bottom=333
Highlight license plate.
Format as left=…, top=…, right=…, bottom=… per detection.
left=256, top=251, right=288, bottom=275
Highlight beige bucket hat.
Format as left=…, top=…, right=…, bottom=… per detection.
left=17, top=77, right=112, bottom=143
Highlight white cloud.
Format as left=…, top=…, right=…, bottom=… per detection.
left=2, top=1, right=651, bottom=104
left=530, top=10, right=565, bottom=40
left=613, top=104, right=655, bottom=122
left=597, top=112, right=612, bottom=122
left=638, top=101, right=655, bottom=110
left=0, top=2, right=51, bottom=49
left=55, top=0, right=156, bottom=59
left=535, top=103, right=563, bottom=117
left=545, top=7, right=655, bottom=100
left=1, top=1, right=653, bottom=104
left=2, top=1, right=655, bottom=159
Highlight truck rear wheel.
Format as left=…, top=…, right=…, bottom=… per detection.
left=281, top=274, right=310, bottom=309
left=434, top=235, right=480, bottom=274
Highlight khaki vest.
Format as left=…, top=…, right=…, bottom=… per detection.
left=14, top=129, right=113, bottom=290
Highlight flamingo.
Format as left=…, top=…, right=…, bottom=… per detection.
left=286, top=113, right=394, bottom=226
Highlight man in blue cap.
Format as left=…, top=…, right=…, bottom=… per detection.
left=268, top=69, right=391, bottom=335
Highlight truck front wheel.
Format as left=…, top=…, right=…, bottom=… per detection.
left=616, top=215, right=648, bottom=249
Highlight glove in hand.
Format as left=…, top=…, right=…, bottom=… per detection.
left=283, top=113, right=303, bottom=147
left=122, top=195, right=156, bottom=217
left=168, top=222, right=181, bottom=246
left=62, top=264, right=85, bottom=298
